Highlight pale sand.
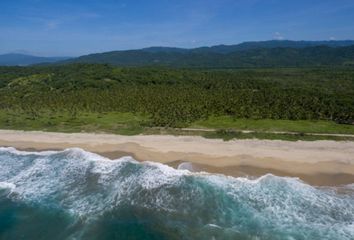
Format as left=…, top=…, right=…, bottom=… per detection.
left=0, top=130, right=353, bottom=185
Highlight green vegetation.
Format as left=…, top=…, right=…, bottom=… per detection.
left=0, top=110, right=147, bottom=135
left=193, top=117, right=354, bottom=134
left=1, top=110, right=353, bottom=141
left=0, top=64, right=353, bottom=140
left=63, top=45, right=354, bottom=68
left=203, top=130, right=354, bottom=142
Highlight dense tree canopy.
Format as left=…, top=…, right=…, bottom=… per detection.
left=0, top=64, right=353, bottom=127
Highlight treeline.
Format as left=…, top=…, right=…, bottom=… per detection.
left=0, top=64, right=353, bottom=127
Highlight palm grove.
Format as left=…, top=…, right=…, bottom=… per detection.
left=0, top=64, right=353, bottom=128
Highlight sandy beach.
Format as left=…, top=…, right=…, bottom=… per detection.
left=0, top=129, right=353, bottom=186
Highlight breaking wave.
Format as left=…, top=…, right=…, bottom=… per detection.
left=0, top=147, right=353, bottom=240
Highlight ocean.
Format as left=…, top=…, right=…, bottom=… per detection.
left=0, top=147, right=353, bottom=240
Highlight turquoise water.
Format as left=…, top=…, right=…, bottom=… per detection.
left=0, top=147, right=353, bottom=240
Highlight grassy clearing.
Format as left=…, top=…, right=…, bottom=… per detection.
left=0, top=110, right=148, bottom=135
left=192, top=116, right=354, bottom=134
left=202, top=130, right=354, bottom=142
left=0, top=110, right=353, bottom=141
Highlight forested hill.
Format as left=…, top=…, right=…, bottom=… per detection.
left=60, top=44, right=354, bottom=68
left=140, top=40, right=354, bottom=54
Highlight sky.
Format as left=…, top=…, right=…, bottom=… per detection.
left=0, top=0, right=354, bottom=56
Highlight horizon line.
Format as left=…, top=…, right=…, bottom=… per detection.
left=2, top=38, right=354, bottom=58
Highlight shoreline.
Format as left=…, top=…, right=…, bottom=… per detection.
left=0, top=130, right=353, bottom=186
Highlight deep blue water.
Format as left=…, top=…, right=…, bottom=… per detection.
left=0, top=147, right=353, bottom=240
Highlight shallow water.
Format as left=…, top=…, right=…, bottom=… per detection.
left=0, top=147, right=353, bottom=240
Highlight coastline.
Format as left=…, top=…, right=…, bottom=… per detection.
left=0, top=129, right=353, bottom=186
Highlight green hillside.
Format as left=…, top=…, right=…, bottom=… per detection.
left=59, top=44, right=354, bottom=68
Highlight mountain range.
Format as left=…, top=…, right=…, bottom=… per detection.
left=1, top=40, right=354, bottom=67
left=0, top=53, right=70, bottom=66
left=141, top=40, right=354, bottom=54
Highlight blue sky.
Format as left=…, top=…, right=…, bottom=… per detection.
left=1, top=0, right=354, bottom=56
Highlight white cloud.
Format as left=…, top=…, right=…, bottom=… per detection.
left=273, top=32, right=285, bottom=40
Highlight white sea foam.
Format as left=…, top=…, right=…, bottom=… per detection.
left=0, top=147, right=58, bottom=156
left=0, top=181, right=16, bottom=197
left=0, top=181, right=15, bottom=190
left=0, top=147, right=353, bottom=239
left=177, top=162, right=194, bottom=171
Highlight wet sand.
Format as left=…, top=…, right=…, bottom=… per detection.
left=0, top=130, right=353, bottom=186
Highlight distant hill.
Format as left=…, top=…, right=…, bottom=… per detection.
left=141, top=40, right=354, bottom=54
left=191, top=40, right=354, bottom=53
left=60, top=40, right=354, bottom=68
left=0, top=53, right=71, bottom=66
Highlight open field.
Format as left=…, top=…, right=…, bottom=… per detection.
left=0, top=111, right=148, bottom=135
left=1, top=110, right=354, bottom=141
left=192, top=116, right=354, bottom=134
